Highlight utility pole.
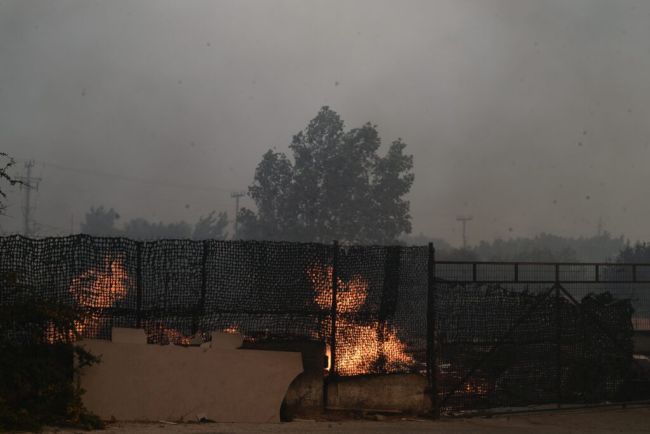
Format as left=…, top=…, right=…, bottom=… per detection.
left=231, top=191, right=246, bottom=239
left=18, top=160, right=41, bottom=237
left=456, top=215, right=473, bottom=249
left=597, top=216, right=603, bottom=237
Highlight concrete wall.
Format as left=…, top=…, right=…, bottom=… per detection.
left=634, top=332, right=650, bottom=355
left=80, top=330, right=302, bottom=423
left=244, top=340, right=325, bottom=418
left=327, top=374, right=431, bottom=414
left=244, top=340, right=431, bottom=416
left=83, top=331, right=431, bottom=421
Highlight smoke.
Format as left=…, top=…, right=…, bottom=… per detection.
left=1, top=0, right=649, bottom=243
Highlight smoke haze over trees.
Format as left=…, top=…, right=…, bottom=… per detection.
left=403, top=231, right=627, bottom=263
left=237, top=107, right=414, bottom=244
left=80, top=206, right=228, bottom=240
left=2, top=1, right=650, bottom=255
left=617, top=242, right=650, bottom=263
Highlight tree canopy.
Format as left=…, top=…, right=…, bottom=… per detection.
left=405, top=231, right=626, bottom=262
left=238, top=106, right=414, bottom=244
left=617, top=242, right=650, bottom=263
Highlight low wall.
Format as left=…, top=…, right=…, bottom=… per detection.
left=327, top=373, right=431, bottom=414
left=244, top=341, right=431, bottom=416
left=634, top=332, right=650, bottom=355
left=244, top=340, right=325, bottom=418
left=80, top=330, right=303, bottom=423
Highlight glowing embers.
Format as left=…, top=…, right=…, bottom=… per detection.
left=70, top=254, right=130, bottom=308
left=222, top=325, right=240, bottom=335
left=147, top=324, right=242, bottom=346
left=148, top=323, right=193, bottom=346
left=308, top=264, right=414, bottom=376
left=462, top=377, right=490, bottom=397
left=69, top=255, right=131, bottom=340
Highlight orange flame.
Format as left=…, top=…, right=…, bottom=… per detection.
left=223, top=325, right=240, bottom=334
left=462, top=378, right=490, bottom=397
left=70, top=255, right=130, bottom=309
left=309, top=264, right=369, bottom=313
left=149, top=323, right=193, bottom=346
left=51, top=255, right=131, bottom=342
left=308, top=264, right=414, bottom=376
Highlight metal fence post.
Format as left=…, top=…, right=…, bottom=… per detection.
left=580, top=301, right=587, bottom=402
left=324, top=240, right=339, bottom=411
left=193, top=240, right=208, bottom=336
left=554, top=264, right=562, bottom=408
left=427, top=242, right=439, bottom=417
left=330, top=240, right=339, bottom=378
left=135, top=241, right=143, bottom=329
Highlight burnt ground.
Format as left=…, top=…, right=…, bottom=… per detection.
left=44, top=406, right=650, bottom=434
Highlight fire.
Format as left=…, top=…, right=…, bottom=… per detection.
left=149, top=323, right=193, bottom=346
left=51, top=254, right=414, bottom=371
left=45, top=321, right=75, bottom=344
left=223, top=325, right=240, bottom=334
left=309, top=264, right=369, bottom=313
left=463, top=378, right=489, bottom=396
left=55, top=255, right=130, bottom=341
left=308, top=264, right=414, bottom=376
left=70, top=255, right=130, bottom=309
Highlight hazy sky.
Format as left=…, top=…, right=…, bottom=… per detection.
left=1, top=0, right=649, bottom=245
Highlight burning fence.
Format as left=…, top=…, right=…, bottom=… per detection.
left=55, top=255, right=417, bottom=377
left=69, top=255, right=130, bottom=338
left=308, top=263, right=414, bottom=376
left=2, top=236, right=647, bottom=413
left=4, top=238, right=427, bottom=376
left=46, top=255, right=130, bottom=343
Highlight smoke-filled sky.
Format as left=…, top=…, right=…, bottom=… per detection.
left=1, top=0, right=649, bottom=245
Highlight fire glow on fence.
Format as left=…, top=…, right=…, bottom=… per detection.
left=47, top=255, right=130, bottom=343
left=307, top=263, right=414, bottom=376
left=51, top=255, right=415, bottom=377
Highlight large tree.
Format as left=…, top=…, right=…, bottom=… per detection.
left=239, top=107, right=414, bottom=244
left=80, top=206, right=122, bottom=237
left=192, top=211, right=229, bottom=240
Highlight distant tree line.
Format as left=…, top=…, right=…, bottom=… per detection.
left=403, top=232, right=628, bottom=263
left=80, top=206, right=228, bottom=240
left=617, top=242, right=650, bottom=263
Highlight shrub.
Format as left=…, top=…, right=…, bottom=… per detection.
left=0, top=272, right=103, bottom=431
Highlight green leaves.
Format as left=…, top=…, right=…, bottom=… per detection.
left=240, top=107, right=414, bottom=244
left=0, top=273, right=103, bottom=431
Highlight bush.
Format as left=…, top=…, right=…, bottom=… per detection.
left=0, top=272, right=103, bottom=431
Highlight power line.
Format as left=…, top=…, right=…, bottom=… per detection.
left=39, top=161, right=234, bottom=194
left=32, top=220, right=69, bottom=235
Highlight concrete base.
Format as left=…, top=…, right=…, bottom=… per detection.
left=243, top=340, right=326, bottom=418
left=634, top=332, right=650, bottom=356
left=242, top=340, right=431, bottom=416
left=327, top=374, right=431, bottom=414
left=80, top=329, right=302, bottom=423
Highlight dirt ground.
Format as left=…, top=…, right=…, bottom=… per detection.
left=43, top=406, right=650, bottom=434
